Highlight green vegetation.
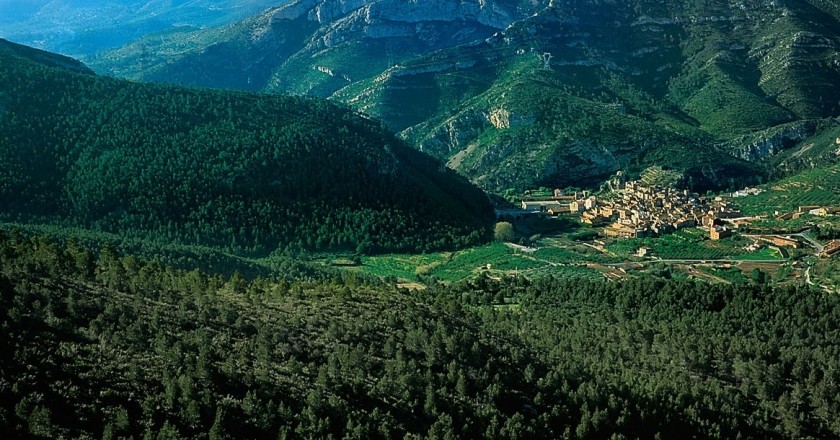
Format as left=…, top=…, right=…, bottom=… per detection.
left=4, top=10, right=840, bottom=438
left=731, top=247, right=784, bottom=261
left=493, top=222, right=516, bottom=242
left=638, top=166, right=683, bottom=188
left=3, top=233, right=840, bottom=439
left=771, top=121, right=840, bottom=175
left=351, top=239, right=608, bottom=284
left=605, top=228, right=780, bottom=261
left=428, top=242, right=544, bottom=282
left=738, top=164, right=840, bottom=217
left=0, top=222, right=332, bottom=281
left=358, top=253, right=448, bottom=281
left=401, top=56, right=764, bottom=192
left=0, top=38, right=493, bottom=256
left=90, top=0, right=840, bottom=194
left=532, top=246, right=587, bottom=264
left=814, top=258, right=840, bottom=289
left=699, top=265, right=750, bottom=284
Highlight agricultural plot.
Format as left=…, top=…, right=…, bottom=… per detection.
left=353, top=222, right=790, bottom=286
left=429, top=242, right=547, bottom=282
left=354, top=240, right=619, bottom=284
left=745, top=215, right=840, bottom=236
left=730, top=247, right=783, bottom=261
left=360, top=253, right=448, bottom=281
left=738, top=164, right=840, bottom=216
left=532, top=245, right=602, bottom=264
left=606, top=228, right=784, bottom=261
left=524, top=264, right=609, bottom=280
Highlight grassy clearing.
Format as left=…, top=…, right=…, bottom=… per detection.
left=359, top=253, right=448, bottom=281
left=731, top=247, right=784, bottom=261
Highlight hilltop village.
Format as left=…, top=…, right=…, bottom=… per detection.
left=518, top=179, right=743, bottom=239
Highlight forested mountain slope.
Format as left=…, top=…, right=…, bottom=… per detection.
left=92, top=0, right=840, bottom=192
left=0, top=38, right=493, bottom=255
left=2, top=233, right=839, bottom=439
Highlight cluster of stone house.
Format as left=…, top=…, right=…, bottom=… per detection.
left=568, top=181, right=742, bottom=239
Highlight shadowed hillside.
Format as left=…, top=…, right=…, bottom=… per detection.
left=0, top=38, right=493, bottom=255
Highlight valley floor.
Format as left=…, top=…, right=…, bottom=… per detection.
left=334, top=182, right=840, bottom=291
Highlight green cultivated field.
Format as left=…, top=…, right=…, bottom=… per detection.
left=359, top=253, right=448, bottom=281
left=355, top=241, right=609, bottom=283
left=532, top=246, right=591, bottom=264
left=522, top=264, right=606, bottom=281
left=428, top=242, right=545, bottom=282
left=738, top=165, right=840, bottom=216
left=731, top=247, right=784, bottom=261
left=606, top=228, right=785, bottom=261
left=350, top=222, right=800, bottom=285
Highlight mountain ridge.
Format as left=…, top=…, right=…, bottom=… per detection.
left=0, top=38, right=493, bottom=255
left=90, top=0, right=840, bottom=192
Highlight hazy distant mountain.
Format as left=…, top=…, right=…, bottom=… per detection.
left=90, top=0, right=840, bottom=192
left=91, top=0, right=533, bottom=92
left=0, top=0, right=287, bottom=56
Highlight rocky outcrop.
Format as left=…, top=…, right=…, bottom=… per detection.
left=403, top=112, right=488, bottom=158
left=487, top=108, right=511, bottom=129
left=269, top=0, right=524, bottom=38
left=732, top=122, right=816, bottom=161
left=308, top=0, right=526, bottom=50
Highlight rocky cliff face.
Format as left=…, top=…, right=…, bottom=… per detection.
left=267, top=0, right=525, bottom=27
left=732, top=122, right=817, bottom=162
left=92, top=0, right=536, bottom=95
left=309, top=0, right=516, bottom=49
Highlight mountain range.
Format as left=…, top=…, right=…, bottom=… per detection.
left=88, top=0, right=840, bottom=193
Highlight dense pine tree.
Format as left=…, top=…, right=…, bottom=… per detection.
left=0, top=39, right=493, bottom=255
left=2, top=232, right=839, bottom=439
